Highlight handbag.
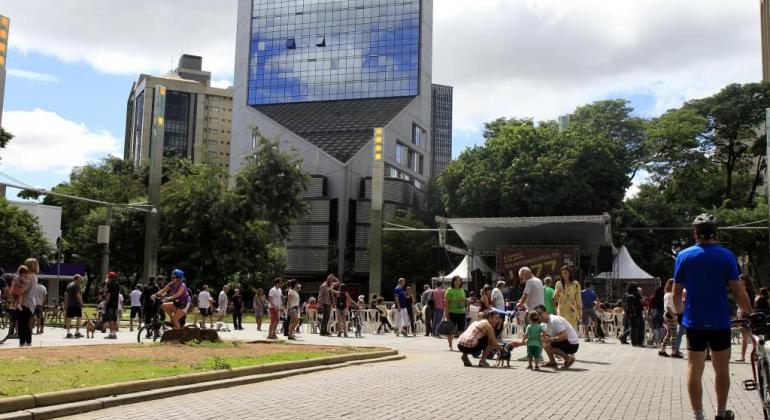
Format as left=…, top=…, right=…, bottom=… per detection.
left=436, top=319, right=456, bottom=336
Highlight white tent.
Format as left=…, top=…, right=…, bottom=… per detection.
left=431, top=255, right=499, bottom=287
left=595, top=246, right=656, bottom=280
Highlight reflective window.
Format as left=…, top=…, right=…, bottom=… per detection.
left=163, top=90, right=190, bottom=156
left=248, top=0, right=421, bottom=105
left=132, top=91, right=144, bottom=165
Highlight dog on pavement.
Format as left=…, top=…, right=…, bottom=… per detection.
left=85, top=320, right=95, bottom=338
left=495, top=342, right=514, bottom=367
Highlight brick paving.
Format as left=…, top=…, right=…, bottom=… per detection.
left=15, top=325, right=756, bottom=420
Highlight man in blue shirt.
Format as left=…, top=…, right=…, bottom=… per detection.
left=580, top=282, right=600, bottom=342
left=673, top=214, right=752, bottom=420
left=393, top=278, right=409, bottom=337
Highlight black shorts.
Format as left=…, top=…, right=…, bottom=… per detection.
left=130, top=306, right=142, bottom=319
left=551, top=340, right=579, bottom=355
left=449, top=312, right=467, bottom=333
left=199, top=307, right=211, bottom=317
left=458, top=335, right=488, bottom=355
left=685, top=328, right=731, bottom=352
left=66, top=307, right=82, bottom=319
left=103, top=307, right=118, bottom=322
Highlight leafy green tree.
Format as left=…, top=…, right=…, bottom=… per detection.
left=382, top=209, right=437, bottom=286
left=0, top=198, right=53, bottom=267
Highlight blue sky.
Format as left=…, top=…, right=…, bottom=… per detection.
left=0, top=0, right=762, bottom=201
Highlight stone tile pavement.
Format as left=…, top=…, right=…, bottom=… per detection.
left=2, top=325, right=763, bottom=419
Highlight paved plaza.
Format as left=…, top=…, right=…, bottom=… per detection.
left=0, top=325, right=764, bottom=419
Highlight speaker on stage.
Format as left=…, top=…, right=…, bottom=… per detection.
left=597, top=246, right=613, bottom=273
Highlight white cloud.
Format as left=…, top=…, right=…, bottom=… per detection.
left=6, top=68, right=59, bottom=83
left=0, top=109, right=121, bottom=175
left=211, top=79, right=233, bottom=89
left=3, top=0, right=237, bottom=78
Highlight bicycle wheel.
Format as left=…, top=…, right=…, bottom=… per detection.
left=137, top=323, right=168, bottom=343
left=759, top=358, right=770, bottom=420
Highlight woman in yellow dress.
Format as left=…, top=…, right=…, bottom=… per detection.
left=553, top=265, right=581, bottom=329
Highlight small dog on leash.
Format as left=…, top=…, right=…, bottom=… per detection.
left=85, top=320, right=95, bottom=339
left=495, top=342, right=514, bottom=367
left=215, top=322, right=230, bottom=332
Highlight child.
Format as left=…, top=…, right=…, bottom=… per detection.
left=521, top=311, right=545, bottom=370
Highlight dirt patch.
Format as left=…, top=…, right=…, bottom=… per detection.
left=0, top=342, right=374, bottom=366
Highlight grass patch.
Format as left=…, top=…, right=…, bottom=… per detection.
left=0, top=341, right=372, bottom=398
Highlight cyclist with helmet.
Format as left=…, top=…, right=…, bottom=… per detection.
left=673, top=214, right=752, bottom=420
left=156, top=269, right=191, bottom=329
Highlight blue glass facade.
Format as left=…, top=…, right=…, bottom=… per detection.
left=248, top=0, right=421, bottom=105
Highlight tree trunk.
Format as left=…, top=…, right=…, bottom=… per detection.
left=747, top=157, right=765, bottom=207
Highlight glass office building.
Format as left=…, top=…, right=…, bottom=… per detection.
left=248, top=0, right=421, bottom=105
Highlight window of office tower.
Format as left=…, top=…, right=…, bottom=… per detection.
left=163, top=90, right=191, bottom=156
left=248, top=0, right=421, bottom=105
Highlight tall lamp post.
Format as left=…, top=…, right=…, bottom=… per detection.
left=369, top=127, right=385, bottom=297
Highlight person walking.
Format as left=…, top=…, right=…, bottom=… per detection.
left=267, top=278, right=283, bottom=339
left=129, top=284, right=143, bottom=332
left=444, top=275, right=467, bottom=351
left=491, top=281, right=506, bottom=312
left=141, top=276, right=159, bottom=330
left=253, top=288, right=267, bottom=331
left=393, top=278, right=409, bottom=337
left=737, top=275, right=756, bottom=362
left=197, top=285, right=213, bottom=328
left=63, top=274, right=84, bottom=339
left=543, top=276, right=556, bottom=315
left=333, top=283, right=354, bottom=338
left=432, top=281, right=446, bottom=336
left=231, top=288, right=244, bottom=330
left=318, top=275, right=335, bottom=336
left=553, top=265, right=581, bottom=329
left=580, top=281, right=600, bottom=342
left=103, top=272, right=120, bottom=339
left=375, top=297, right=393, bottom=334
left=34, top=281, right=47, bottom=334
left=624, top=282, right=645, bottom=347
left=287, top=280, right=301, bottom=340
left=521, top=311, right=545, bottom=370
left=17, top=260, right=39, bottom=346
left=659, top=279, right=680, bottom=358
left=650, top=285, right=665, bottom=347
left=673, top=214, right=752, bottom=420
left=421, top=284, right=433, bottom=336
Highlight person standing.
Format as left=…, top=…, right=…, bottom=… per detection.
left=103, top=272, right=120, bottom=339
left=516, top=268, right=544, bottom=312
left=405, top=286, right=417, bottom=336
left=580, top=281, right=600, bottom=342
left=673, top=214, right=752, bottom=420
left=444, top=275, right=467, bottom=351
left=267, top=278, right=284, bottom=339
left=659, top=279, right=680, bottom=358
left=19, top=259, right=40, bottom=346
left=553, top=265, right=581, bottom=329
left=543, top=277, right=556, bottom=315
left=129, top=285, right=143, bottom=332
left=737, top=274, right=756, bottom=362
left=490, top=281, right=507, bottom=312
left=34, top=281, right=47, bottom=334
left=650, top=285, right=665, bottom=347
left=318, top=275, right=334, bottom=336
left=64, top=274, right=84, bottom=339
left=231, top=288, right=244, bottom=330
left=253, top=288, right=267, bottom=331
left=287, top=280, right=300, bottom=340
left=393, top=278, right=409, bottom=337
left=218, top=285, right=229, bottom=324
left=521, top=311, right=545, bottom=370
left=421, top=284, right=433, bottom=337
left=624, top=283, right=645, bottom=347
left=141, top=276, right=159, bottom=329
left=197, top=285, right=213, bottom=329
left=432, top=281, right=446, bottom=336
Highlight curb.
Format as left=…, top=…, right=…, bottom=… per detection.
left=0, top=349, right=400, bottom=417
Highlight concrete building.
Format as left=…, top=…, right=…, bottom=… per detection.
left=430, top=84, right=452, bottom=177
left=124, top=55, right=233, bottom=174
left=10, top=201, right=62, bottom=246
left=231, top=0, right=434, bottom=289
left=0, top=15, right=9, bottom=129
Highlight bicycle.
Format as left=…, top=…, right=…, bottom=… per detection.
left=44, top=302, right=64, bottom=326
left=737, top=312, right=770, bottom=419
left=137, top=298, right=168, bottom=343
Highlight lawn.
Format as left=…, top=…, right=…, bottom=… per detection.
left=0, top=341, right=374, bottom=398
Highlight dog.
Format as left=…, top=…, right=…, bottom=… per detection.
left=495, top=342, right=514, bottom=367
left=85, top=320, right=95, bottom=339
left=215, top=322, right=231, bottom=332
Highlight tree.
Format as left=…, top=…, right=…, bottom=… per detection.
left=0, top=198, right=53, bottom=267
left=382, top=209, right=437, bottom=286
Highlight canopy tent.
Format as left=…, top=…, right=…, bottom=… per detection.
left=431, top=255, right=499, bottom=286
left=438, top=214, right=611, bottom=254
left=595, top=246, right=655, bottom=280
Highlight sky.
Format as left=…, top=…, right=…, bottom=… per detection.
left=0, top=0, right=763, bottom=200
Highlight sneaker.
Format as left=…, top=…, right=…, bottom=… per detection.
left=104, top=335, right=117, bottom=340
left=74, top=332, right=83, bottom=338
left=715, top=410, right=735, bottom=420
left=658, top=351, right=670, bottom=358
left=672, top=352, right=685, bottom=359
left=65, top=333, right=73, bottom=339
left=583, top=338, right=591, bottom=342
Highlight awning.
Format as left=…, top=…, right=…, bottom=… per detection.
left=595, top=246, right=656, bottom=280
left=439, top=214, right=611, bottom=253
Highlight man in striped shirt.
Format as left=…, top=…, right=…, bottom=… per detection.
left=318, top=275, right=335, bottom=336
